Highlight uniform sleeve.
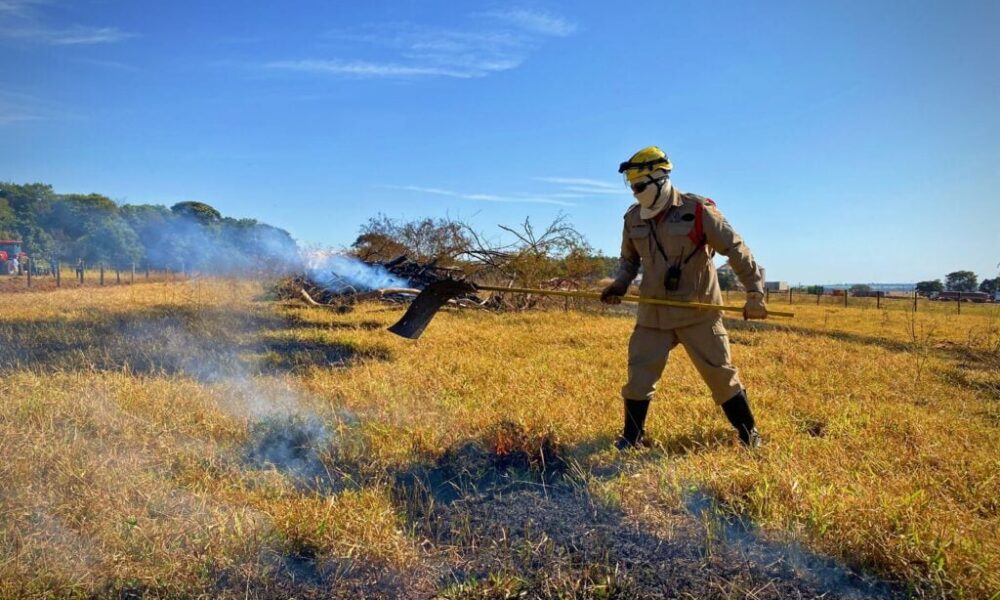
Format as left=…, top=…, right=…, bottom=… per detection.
left=612, top=217, right=640, bottom=286
left=703, top=205, right=764, bottom=294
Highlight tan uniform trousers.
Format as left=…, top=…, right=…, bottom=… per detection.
left=622, top=315, right=743, bottom=405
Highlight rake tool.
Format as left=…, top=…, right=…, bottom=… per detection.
left=388, top=280, right=794, bottom=339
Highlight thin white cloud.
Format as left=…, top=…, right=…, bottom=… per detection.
left=48, top=25, right=134, bottom=45
left=0, top=112, right=40, bottom=125
left=481, top=8, right=577, bottom=37
left=263, top=11, right=574, bottom=80
left=388, top=185, right=575, bottom=207
left=534, top=177, right=619, bottom=189
left=265, top=58, right=515, bottom=79
left=0, top=90, right=82, bottom=125
left=533, top=176, right=629, bottom=199
left=0, top=1, right=134, bottom=46
left=72, top=57, right=139, bottom=71
left=0, top=91, right=43, bottom=125
left=563, top=186, right=624, bottom=196
left=0, top=0, right=46, bottom=17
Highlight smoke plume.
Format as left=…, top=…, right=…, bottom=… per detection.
left=303, top=251, right=410, bottom=293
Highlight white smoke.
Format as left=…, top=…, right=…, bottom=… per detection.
left=303, top=251, right=409, bottom=293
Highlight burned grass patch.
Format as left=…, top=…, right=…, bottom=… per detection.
left=680, top=490, right=904, bottom=600
left=414, top=482, right=907, bottom=599
left=238, top=411, right=378, bottom=495
left=388, top=422, right=903, bottom=598
left=398, top=421, right=568, bottom=495
left=392, top=421, right=569, bottom=542
left=204, top=543, right=422, bottom=600
left=242, top=415, right=336, bottom=492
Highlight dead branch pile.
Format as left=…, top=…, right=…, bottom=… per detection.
left=273, top=255, right=485, bottom=310
left=272, top=247, right=594, bottom=313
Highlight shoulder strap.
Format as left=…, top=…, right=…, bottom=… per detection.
left=681, top=202, right=707, bottom=265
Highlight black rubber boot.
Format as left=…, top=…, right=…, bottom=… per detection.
left=615, top=399, right=650, bottom=450
left=721, top=391, right=762, bottom=448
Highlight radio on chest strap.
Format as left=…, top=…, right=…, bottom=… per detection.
left=647, top=202, right=708, bottom=270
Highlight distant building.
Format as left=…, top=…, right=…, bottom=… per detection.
left=765, top=281, right=789, bottom=291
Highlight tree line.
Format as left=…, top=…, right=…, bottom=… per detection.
left=0, top=182, right=299, bottom=273
left=915, top=271, right=999, bottom=296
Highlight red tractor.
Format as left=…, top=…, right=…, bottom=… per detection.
left=0, top=240, right=27, bottom=275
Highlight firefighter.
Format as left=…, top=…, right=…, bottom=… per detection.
left=601, top=146, right=767, bottom=449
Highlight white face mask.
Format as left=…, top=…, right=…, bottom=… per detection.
left=633, top=176, right=672, bottom=208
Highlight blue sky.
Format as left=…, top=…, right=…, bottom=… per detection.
left=2, top=0, right=998, bottom=284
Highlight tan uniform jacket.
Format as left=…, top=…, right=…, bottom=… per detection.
left=612, top=186, right=764, bottom=330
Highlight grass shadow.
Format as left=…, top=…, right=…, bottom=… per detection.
left=0, top=304, right=392, bottom=378
left=724, top=317, right=999, bottom=366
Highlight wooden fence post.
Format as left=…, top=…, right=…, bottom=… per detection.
left=145, top=264, right=150, bottom=280
left=131, top=262, right=136, bottom=285
left=877, top=291, right=881, bottom=309
left=765, top=288, right=770, bottom=303
left=844, top=290, right=848, bottom=307
left=56, top=262, right=61, bottom=288
left=26, top=258, right=31, bottom=288
left=788, top=288, right=793, bottom=304
left=116, top=268, right=121, bottom=284
left=913, top=290, right=917, bottom=312
left=957, top=292, right=962, bottom=314
left=99, top=264, right=105, bottom=286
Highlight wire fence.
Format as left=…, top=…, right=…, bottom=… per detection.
left=717, top=288, right=999, bottom=316
left=0, top=259, right=185, bottom=291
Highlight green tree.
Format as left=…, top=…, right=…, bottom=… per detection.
left=0, top=197, right=15, bottom=237
left=171, top=201, right=222, bottom=225
left=717, top=267, right=738, bottom=291
left=0, top=182, right=56, bottom=217
left=849, top=284, right=873, bottom=295
left=979, top=277, right=999, bottom=295
left=915, top=280, right=944, bottom=296
left=120, top=204, right=181, bottom=268
left=0, top=182, right=58, bottom=255
left=73, top=217, right=143, bottom=268
left=945, top=271, right=978, bottom=292
left=43, top=193, right=119, bottom=248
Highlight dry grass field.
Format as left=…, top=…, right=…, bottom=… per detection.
left=1, top=279, right=997, bottom=599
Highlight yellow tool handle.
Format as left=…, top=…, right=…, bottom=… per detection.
left=476, top=285, right=795, bottom=318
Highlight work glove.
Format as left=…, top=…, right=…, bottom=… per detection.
left=743, top=291, right=768, bottom=320
left=600, top=280, right=629, bottom=305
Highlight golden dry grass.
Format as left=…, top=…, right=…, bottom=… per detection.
left=0, top=279, right=997, bottom=598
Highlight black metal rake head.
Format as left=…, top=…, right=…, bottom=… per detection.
left=387, top=279, right=478, bottom=339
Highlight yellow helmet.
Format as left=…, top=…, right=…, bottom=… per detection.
left=618, top=146, right=672, bottom=183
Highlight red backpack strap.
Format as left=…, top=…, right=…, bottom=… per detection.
left=688, top=202, right=704, bottom=245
